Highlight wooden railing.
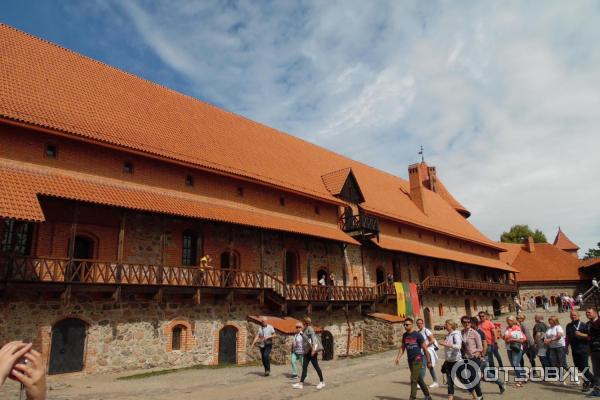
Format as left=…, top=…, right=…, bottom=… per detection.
left=285, top=284, right=375, bottom=302
left=0, top=255, right=375, bottom=302
left=375, top=281, right=397, bottom=297
left=420, top=275, right=517, bottom=293
left=338, top=213, right=379, bottom=235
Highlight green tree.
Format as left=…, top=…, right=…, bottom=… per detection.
left=500, top=224, right=547, bottom=244
left=584, top=242, right=600, bottom=259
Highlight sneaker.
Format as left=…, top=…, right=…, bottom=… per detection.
left=423, top=396, right=432, bottom=400
left=264, top=371, right=270, bottom=377
left=292, top=383, right=303, bottom=389
left=316, top=382, right=326, bottom=390
left=290, top=375, right=298, bottom=379
left=429, top=382, right=439, bottom=388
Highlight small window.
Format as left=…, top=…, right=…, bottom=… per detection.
left=123, top=161, right=134, bottom=175
left=45, top=144, right=57, bottom=159
left=185, top=175, right=194, bottom=187
left=314, top=206, right=320, bottom=215
left=279, top=197, right=285, bottom=206
left=172, top=325, right=183, bottom=351
left=418, top=232, right=422, bottom=239
left=433, top=234, right=437, bottom=243
left=398, top=227, right=402, bottom=234
left=236, top=187, right=244, bottom=197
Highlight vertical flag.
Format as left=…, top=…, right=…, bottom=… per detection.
left=403, top=282, right=413, bottom=317
left=410, top=283, right=420, bottom=317
left=394, top=282, right=406, bottom=317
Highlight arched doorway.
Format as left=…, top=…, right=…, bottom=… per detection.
left=492, top=299, right=501, bottom=316
left=218, top=326, right=238, bottom=364
left=284, top=251, right=299, bottom=284
left=464, top=299, right=472, bottom=317
left=376, top=268, right=385, bottom=285
left=317, top=269, right=328, bottom=284
left=220, top=251, right=239, bottom=286
left=49, top=318, right=87, bottom=374
left=321, top=331, right=334, bottom=361
left=71, top=235, right=94, bottom=282
left=424, top=307, right=432, bottom=329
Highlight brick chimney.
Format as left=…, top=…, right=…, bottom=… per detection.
left=408, top=163, right=427, bottom=213
left=427, top=166, right=437, bottom=193
left=524, top=236, right=535, bottom=253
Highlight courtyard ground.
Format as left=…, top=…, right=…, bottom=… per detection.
left=0, top=346, right=590, bottom=400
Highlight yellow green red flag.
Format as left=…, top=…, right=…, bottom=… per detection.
left=403, top=282, right=413, bottom=317
left=394, top=282, right=406, bottom=317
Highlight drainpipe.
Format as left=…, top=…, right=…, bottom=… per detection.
left=345, top=308, right=352, bottom=356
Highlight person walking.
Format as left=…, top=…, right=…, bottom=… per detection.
left=251, top=316, right=276, bottom=376
left=532, top=314, right=549, bottom=370
left=542, top=295, right=549, bottom=311
left=478, top=311, right=503, bottom=368
left=516, top=314, right=536, bottom=368
left=439, top=320, right=462, bottom=400
left=292, top=317, right=325, bottom=390
left=544, top=316, right=568, bottom=384
left=290, top=322, right=305, bottom=379
left=416, top=318, right=439, bottom=388
left=460, top=316, right=484, bottom=399
left=565, top=310, right=594, bottom=391
left=471, top=316, right=505, bottom=393
left=586, top=308, right=600, bottom=397
left=395, top=317, right=432, bottom=400
left=503, top=315, right=527, bottom=387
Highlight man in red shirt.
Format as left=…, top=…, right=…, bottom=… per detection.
left=478, top=311, right=504, bottom=368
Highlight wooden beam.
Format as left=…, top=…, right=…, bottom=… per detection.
left=258, top=290, right=265, bottom=307
left=306, top=303, right=312, bottom=315
left=61, top=285, right=71, bottom=306
left=117, top=211, right=126, bottom=262
left=154, top=287, right=164, bottom=303
left=193, top=288, right=201, bottom=305
left=111, top=286, right=121, bottom=303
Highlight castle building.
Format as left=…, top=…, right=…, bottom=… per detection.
left=0, top=24, right=516, bottom=375
left=502, top=229, right=584, bottom=307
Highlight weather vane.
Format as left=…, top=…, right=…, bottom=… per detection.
left=418, top=145, right=424, bottom=163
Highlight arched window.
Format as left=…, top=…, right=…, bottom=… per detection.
left=220, top=251, right=239, bottom=269
left=182, top=230, right=199, bottom=266
left=172, top=325, right=184, bottom=350
left=376, top=268, right=385, bottom=285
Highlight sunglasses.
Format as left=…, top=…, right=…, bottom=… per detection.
left=403, top=323, right=412, bottom=327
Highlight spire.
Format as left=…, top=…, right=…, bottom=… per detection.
left=553, top=227, right=579, bottom=257
left=419, top=145, right=425, bottom=163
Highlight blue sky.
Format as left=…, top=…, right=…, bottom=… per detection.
left=3, top=0, right=600, bottom=253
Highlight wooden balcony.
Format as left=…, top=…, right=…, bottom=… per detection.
left=0, top=255, right=374, bottom=304
left=338, top=213, right=379, bottom=240
left=420, top=275, right=517, bottom=295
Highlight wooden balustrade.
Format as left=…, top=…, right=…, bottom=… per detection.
left=0, top=255, right=376, bottom=302
left=420, top=275, right=517, bottom=293
left=374, top=282, right=397, bottom=297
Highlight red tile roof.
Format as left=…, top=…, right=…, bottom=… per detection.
left=418, top=162, right=470, bottom=218
left=509, top=243, right=582, bottom=282
left=321, top=168, right=352, bottom=196
left=367, top=313, right=405, bottom=324
left=374, top=235, right=517, bottom=272
left=581, top=257, right=600, bottom=269
left=0, top=160, right=358, bottom=244
left=247, top=315, right=322, bottom=334
left=498, top=242, right=523, bottom=266
left=553, top=228, right=580, bottom=251
left=0, top=24, right=499, bottom=251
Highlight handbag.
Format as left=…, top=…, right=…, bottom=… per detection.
left=301, top=333, right=313, bottom=355
left=509, top=342, right=522, bottom=351
left=441, top=361, right=449, bottom=374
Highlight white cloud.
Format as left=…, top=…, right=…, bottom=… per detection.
left=109, top=0, right=600, bottom=252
